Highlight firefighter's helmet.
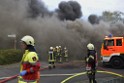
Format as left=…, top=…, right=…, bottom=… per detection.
left=87, top=43, right=94, bottom=50
left=21, top=35, right=35, bottom=46
left=56, top=46, right=59, bottom=48
left=59, top=46, right=61, bottom=48
left=50, top=47, right=53, bottom=50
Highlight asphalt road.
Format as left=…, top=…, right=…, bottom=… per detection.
left=0, top=62, right=124, bottom=83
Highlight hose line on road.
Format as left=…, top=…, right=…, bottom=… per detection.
left=60, top=70, right=124, bottom=83
left=1, top=63, right=124, bottom=83
left=1, top=70, right=123, bottom=83
left=0, top=67, right=48, bottom=83
left=0, top=63, right=71, bottom=83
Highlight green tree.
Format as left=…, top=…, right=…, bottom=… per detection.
left=100, top=11, right=124, bottom=23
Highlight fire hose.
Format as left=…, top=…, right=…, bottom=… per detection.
left=1, top=64, right=124, bottom=83
left=60, top=67, right=124, bottom=83
left=0, top=67, right=48, bottom=83
left=60, top=70, right=124, bottom=83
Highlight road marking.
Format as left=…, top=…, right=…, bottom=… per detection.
left=0, top=73, right=78, bottom=80
left=1, top=70, right=124, bottom=80
left=0, top=65, right=124, bottom=82
left=40, top=73, right=77, bottom=77
left=40, top=73, right=78, bottom=77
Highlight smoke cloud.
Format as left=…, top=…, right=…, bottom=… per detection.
left=56, top=1, right=82, bottom=20
left=0, top=0, right=124, bottom=60
left=27, top=0, right=51, bottom=18
left=27, top=0, right=82, bottom=20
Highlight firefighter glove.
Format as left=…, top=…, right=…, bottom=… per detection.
left=20, top=70, right=27, bottom=76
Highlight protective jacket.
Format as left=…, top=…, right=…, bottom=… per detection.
left=48, top=50, right=55, bottom=62
left=20, top=50, right=40, bottom=82
left=86, top=50, right=97, bottom=71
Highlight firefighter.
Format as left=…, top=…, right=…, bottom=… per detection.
left=85, top=43, right=97, bottom=83
left=48, top=47, right=55, bottom=69
left=56, top=46, right=62, bottom=63
left=19, top=35, right=40, bottom=83
left=56, top=46, right=60, bottom=63
left=58, top=46, right=62, bottom=63
left=55, top=46, right=58, bottom=62
left=63, top=47, right=68, bottom=62
left=53, top=47, right=57, bottom=62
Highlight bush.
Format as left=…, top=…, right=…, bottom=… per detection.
left=0, top=49, right=22, bottom=65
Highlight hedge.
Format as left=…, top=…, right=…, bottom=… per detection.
left=0, top=49, right=22, bottom=65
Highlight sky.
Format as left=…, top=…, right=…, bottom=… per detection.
left=41, top=0, right=124, bottom=19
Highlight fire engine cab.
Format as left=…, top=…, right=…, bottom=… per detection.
left=101, top=35, right=124, bottom=68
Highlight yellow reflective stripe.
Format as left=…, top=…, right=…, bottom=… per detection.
left=18, top=76, right=37, bottom=82
left=19, top=79, right=36, bottom=82
left=86, top=55, right=94, bottom=62
left=89, top=55, right=94, bottom=59
left=86, top=58, right=89, bottom=62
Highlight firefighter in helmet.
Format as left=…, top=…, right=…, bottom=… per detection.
left=53, top=47, right=57, bottom=62
left=63, top=47, right=68, bottom=62
left=85, top=43, right=97, bottom=83
left=56, top=46, right=62, bottom=63
left=48, top=47, right=55, bottom=69
left=55, top=46, right=59, bottom=62
left=19, top=35, right=40, bottom=83
left=58, top=46, right=62, bottom=63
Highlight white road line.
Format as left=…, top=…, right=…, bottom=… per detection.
left=0, top=73, right=78, bottom=80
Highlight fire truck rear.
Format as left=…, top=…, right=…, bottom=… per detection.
left=101, top=35, right=124, bottom=68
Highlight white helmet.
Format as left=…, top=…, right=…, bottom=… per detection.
left=21, top=35, right=35, bottom=46
left=87, top=43, right=94, bottom=50
left=56, top=46, right=59, bottom=48
left=50, top=47, right=53, bottom=50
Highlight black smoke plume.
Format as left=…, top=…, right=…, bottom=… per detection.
left=27, top=0, right=51, bottom=18
left=27, top=0, right=82, bottom=20
left=88, top=14, right=99, bottom=24
left=56, top=1, right=82, bottom=20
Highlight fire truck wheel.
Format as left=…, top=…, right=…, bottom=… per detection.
left=110, top=57, right=124, bottom=69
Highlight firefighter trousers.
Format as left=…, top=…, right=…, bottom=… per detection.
left=87, top=71, right=97, bottom=83
left=48, top=62, right=55, bottom=69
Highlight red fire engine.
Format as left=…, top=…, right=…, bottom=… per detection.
left=101, top=35, right=124, bottom=68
